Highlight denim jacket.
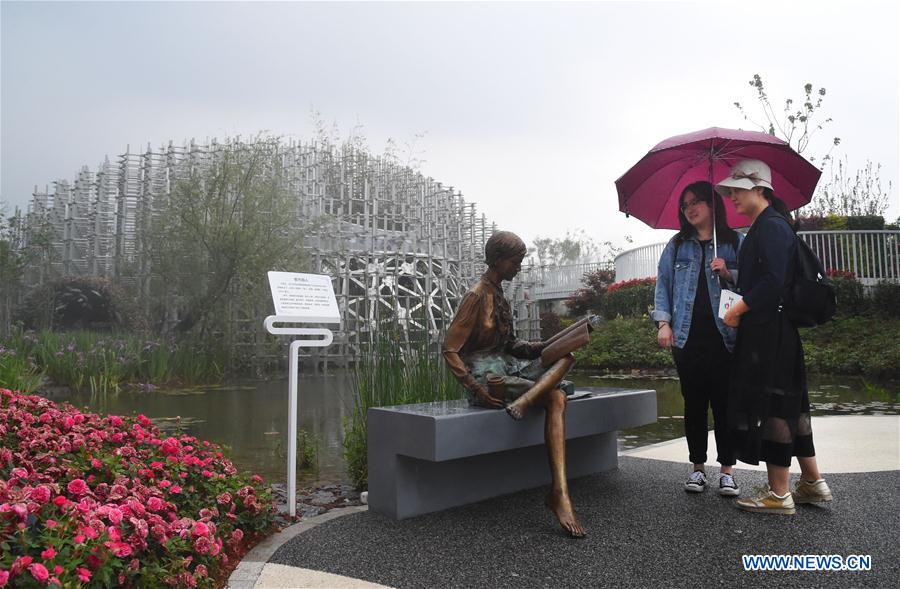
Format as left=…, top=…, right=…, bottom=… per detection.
left=651, top=234, right=744, bottom=352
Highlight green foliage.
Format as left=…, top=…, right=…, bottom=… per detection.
left=18, top=276, right=143, bottom=332
left=574, top=316, right=674, bottom=371
left=570, top=314, right=900, bottom=380
left=0, top=345, right=43, bottom=394
left=823, top=215, right=848, bottom=230
left=146, top=136, right=312, bottom=337
left=870, top=280, right=900, bottom=312
left=801, top=316, right=900, bottom=379
left=0, top=329, right=224, bottom=392
left=529, top=230, right=623, bottom=267
left=566, top=268, right=616, bottom=316
left=846, top=215, right=886, bottom=230
left=343, top=331, right=462, bottom=490
left=831, top=276, right=867, bottom=315
left=540, top=310, right=564, bottom=341
left=601, top=278, right=657, bottom=319
left=275, top=428, right=319, bottom=477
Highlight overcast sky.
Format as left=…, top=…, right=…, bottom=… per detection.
left=2, top=0, right=898, bottom=251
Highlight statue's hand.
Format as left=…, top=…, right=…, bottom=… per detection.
left=474, top=384, right=504, bottom=408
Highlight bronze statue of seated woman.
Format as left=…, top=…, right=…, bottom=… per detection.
left=442, top=230, right=586, bottom=538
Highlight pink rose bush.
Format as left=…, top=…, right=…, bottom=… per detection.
left=0, top=389, right=276, bottom=588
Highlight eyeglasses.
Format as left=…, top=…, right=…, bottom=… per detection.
left=680, top=199, right=706, bottom=212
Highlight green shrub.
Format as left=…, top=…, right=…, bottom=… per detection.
left=801, top=316, right=900, bottom=379
left=601, top=278, right=656, bottom=319
left=846, top=215, right=885, bottom=230
left=574, top=316, right=673, bottom=370
left=566, top=268, right=615, bottom=316
left=823, top=215, right=848, bottom=230
left=870, top=280, right=900, bottom=312
left=830, top=276, right=867, bottom=315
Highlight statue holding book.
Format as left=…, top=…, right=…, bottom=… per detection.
left=442, top=231, right=598, bottom=538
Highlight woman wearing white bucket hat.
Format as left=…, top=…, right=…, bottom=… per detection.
left=715, top=159, right=833, bottom=515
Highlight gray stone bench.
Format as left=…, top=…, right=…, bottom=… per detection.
left=367, top=386, right=656, bottom=519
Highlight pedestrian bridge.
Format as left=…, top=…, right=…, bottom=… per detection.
left=530, top=230, right=900, bottom=302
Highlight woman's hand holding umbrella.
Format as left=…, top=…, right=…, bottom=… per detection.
left=710, top=257, right=732, bottom=282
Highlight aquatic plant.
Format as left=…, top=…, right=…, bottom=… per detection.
left=343, top=330, right=461, bottom=490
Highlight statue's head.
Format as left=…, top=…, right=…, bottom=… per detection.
left=484, top=231, right=527, bottom=280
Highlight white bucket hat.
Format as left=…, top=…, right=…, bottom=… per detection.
left=715, top=159, right=773, bottom=195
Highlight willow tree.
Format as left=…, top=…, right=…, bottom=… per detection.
left=148, top=137, right=312, bottom=337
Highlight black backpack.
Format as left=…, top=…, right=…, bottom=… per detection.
left=783, top=237, right=837, bottom=327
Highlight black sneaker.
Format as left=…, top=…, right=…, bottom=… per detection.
left=718, top=473, right=740, bottom=496
left=684, top=470, right=707, bottom=493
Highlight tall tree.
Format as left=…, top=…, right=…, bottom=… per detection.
left=147, top=137, right=313, bottom=335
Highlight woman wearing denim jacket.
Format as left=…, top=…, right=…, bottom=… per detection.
left=651, top=181, right=743, bottom=496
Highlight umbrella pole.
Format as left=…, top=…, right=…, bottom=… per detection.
left=708, top=149, right=722, bottom=289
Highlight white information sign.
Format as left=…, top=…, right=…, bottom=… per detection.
left=267, top=272, right=340, bottom=323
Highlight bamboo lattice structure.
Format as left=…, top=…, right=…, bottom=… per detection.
left=12, top=137, right=541, bottom=367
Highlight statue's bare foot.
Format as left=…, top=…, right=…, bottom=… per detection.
left=505, top=402, right=525, bottom=420
left=545, top=490, right=586, bottom=538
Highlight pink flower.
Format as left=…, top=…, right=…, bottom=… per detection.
left=12, top=556, right=33, bottom=575
left=217, top=492, right=232, bottom=505
left=191, top=521, right=209, bottom=538
left=53, top=566, right=62, bottom=576
left=160, top=437, right=180, bottom=456
left=41, top=547, right=56, bottom=560
left=147, top=497, right=164, bottom=511
left=192, top=536, right=212, bottom=555
left=29, top=563, right=50, bottom=583
left=76, top=568, right=92, bottom=582
left=158, top=480, right=171, bottom=488
left=231, top=528, right=244, bottom=543
left=91, top=458, right=102, bottom=469
left=66, top=479, right=88, bottom=496
left=45, top=519, right=57, bottom=528
left=0, top=570, right=8, bottom=587
left=10, top=467, right=27, bottom=479
left=169, top=485, right=182, bottom=494
left=108, top=415, right=123, bottom=427
left=29, top=486, right=51, bottom=504
left=105, top=540, right=133, bottom=557
left=106, top=506, right=123, bottom=524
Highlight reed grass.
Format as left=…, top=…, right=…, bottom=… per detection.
left=343, top=329, right=462, bottom=490
left=0, top=328, right=226, bottom=392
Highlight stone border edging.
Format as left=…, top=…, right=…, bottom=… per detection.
left=227, top=505, right=369, bottom=589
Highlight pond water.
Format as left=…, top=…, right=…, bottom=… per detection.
left=60, top=370, right=899, bottom=486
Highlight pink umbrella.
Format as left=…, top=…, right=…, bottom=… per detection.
left=615, top=127, right=822, bottom=230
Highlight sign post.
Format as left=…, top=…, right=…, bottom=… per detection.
left=264, top=272, right=340, bottom=517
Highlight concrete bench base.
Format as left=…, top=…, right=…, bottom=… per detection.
left=368, top=387, right=656, bottom=520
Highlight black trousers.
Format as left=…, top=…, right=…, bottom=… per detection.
left=672, top=337, right=735, bottom=466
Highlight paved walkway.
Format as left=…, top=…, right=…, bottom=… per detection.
left=229, top=415, right=899, bottom=588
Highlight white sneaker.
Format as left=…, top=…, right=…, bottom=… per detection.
left=684, top=470, right=707, bottom=493
left=793, top=478, right=833, bottom=504
left=736, top=484, right=796, bottom=515
left=717, top=473, right=740, bottom=497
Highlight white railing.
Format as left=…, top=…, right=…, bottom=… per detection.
left=799, top=231, right=900, bottom=285
left=613, top=242, right=667, bottom=283
left=527, top=261, right=614, bottom=300
left=614, top=230, right=900, bottom=285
